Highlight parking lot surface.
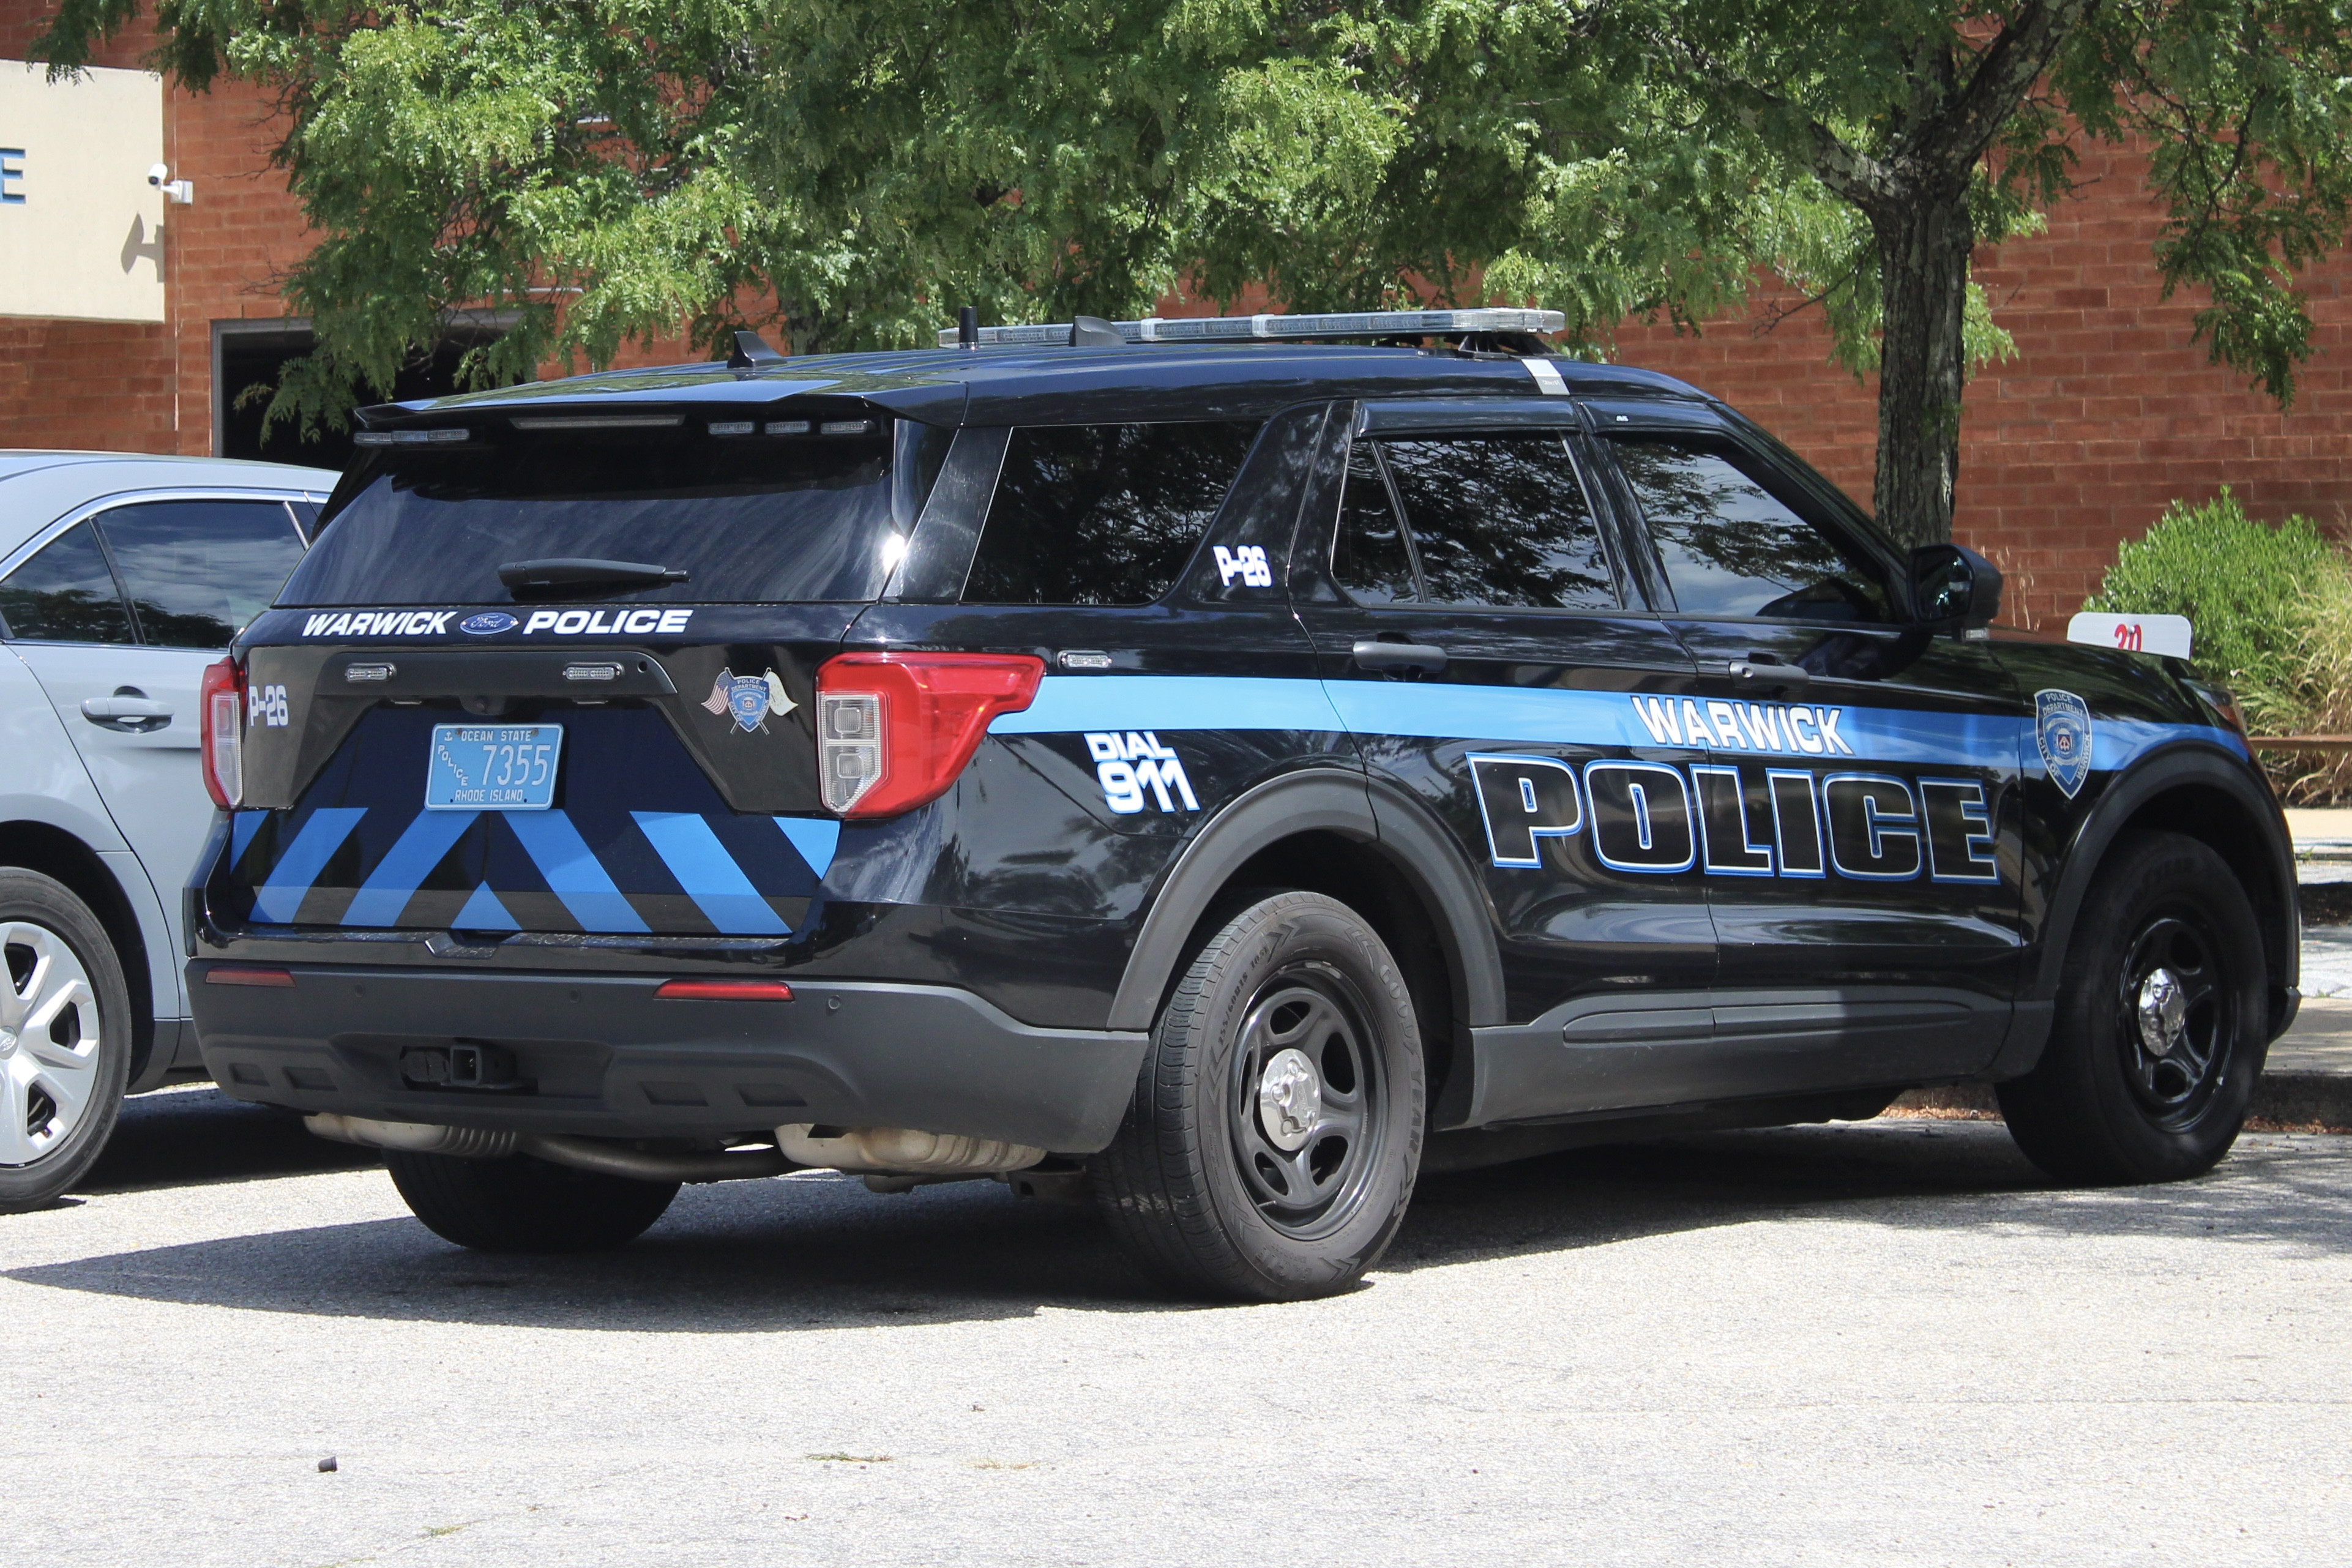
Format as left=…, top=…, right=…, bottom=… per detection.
left=2, top=1092, right=2345, bottom=1567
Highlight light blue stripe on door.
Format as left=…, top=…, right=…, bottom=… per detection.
left=342, top=810, right=479, bottom=927
left=630, top=812, right=791, bottom=935
left=505, top=810, right=652, bottom=934
left=250, top=807, right=367, bottom=923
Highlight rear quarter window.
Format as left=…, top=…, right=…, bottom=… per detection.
left=961, top=422, right=1261, bottom=605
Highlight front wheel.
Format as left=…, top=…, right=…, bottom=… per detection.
left=386, top=1150, right=680, bottom=1252
left=1999, top=831, right=2268, bottom=1185
left=0, top=870, right=132, bottom=1213
left=1090, top=892, right=1424, bottom=1302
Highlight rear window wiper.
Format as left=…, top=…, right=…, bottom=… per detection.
left=496, top=558, right=692, bottom=600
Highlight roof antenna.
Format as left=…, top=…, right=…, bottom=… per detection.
left=1069, top=315, right=1124, bottom=348
left=958, top=306, right=979, bottom=350
left=727, top=330, right=785, bottom=370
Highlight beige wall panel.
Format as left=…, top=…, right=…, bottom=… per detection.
left=0, top=61, right=165, bottom=323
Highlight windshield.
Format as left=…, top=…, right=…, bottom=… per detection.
left=280, top=429, right=900, bottom=607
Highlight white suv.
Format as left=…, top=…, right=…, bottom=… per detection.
left=0, top=452, right=335, bottom=1208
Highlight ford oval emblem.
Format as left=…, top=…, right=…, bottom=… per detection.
left=460, top=611, right=518, bottom=636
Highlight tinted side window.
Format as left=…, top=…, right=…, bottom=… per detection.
left=1610, top=438, right=1889, bottom=621
left=96, top=501, right=307, bottom=649
left=963, top=422, right=1260, bottom=605
left=1333, top=441, right=1416, bottom=605
left=0, top=523, right=134, bottom=644
left=1379, top=436, right=1616, bottom=610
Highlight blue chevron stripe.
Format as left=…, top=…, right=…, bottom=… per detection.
left=452, top=882, right=519, bottom=931
left=504, top=810, right=652, bottom=934
left=342, top=810, right=479, bottom=927
left=774, top=816, right=840, bottom=878
left=251, top=808, right=367, bottom=923
left=630, top=812, right=791, bottom=935
left=230, top=810, right=267, bottom=866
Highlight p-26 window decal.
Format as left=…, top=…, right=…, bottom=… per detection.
left=1468, top=753, right=2004, bottom=886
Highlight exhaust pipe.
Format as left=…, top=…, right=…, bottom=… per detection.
left=775, top=1124, right=1045, bottom=1177
left=305, top=1114, right=791, bottom=1183
left=306, top=1114, right=1042, bottom=1187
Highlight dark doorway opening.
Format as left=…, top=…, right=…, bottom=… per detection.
left=212, top=320, right=512, bottom=471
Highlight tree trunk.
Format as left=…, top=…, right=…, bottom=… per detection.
left=1870, top=192, right=1974, bottom=549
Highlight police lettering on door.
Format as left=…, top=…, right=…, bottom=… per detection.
left=1469, top=696, right=2003, bottom=885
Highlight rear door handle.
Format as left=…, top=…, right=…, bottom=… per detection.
left=81, top=690, right=173, bottom=733
left=1727, top=656, right=1810, bottom=691
left=1352, top=640, right=1449, bottom=673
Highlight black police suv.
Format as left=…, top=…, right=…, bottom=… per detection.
left=185, top=308, right=2298, bottom=1301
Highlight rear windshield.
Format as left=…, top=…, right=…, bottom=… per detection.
left=280, top=430, right=898, bottom=607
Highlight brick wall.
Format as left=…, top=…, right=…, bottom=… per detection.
left=4, top=10, right=2348, bottom=619
left=1, top=6, right=310, bottom=457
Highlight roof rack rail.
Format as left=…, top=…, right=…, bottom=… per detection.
left=935, top=307, right=1566, bottom=349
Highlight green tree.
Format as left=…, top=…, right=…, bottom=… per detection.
left=35, top=1, right=2352, bottom=551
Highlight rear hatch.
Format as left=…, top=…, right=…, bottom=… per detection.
left=215, top=405, right=923, bottom=939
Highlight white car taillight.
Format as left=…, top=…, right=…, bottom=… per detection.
left=813, top=653, right=1044, bottom=818
left=818, top=691, right=884, bottom=813
left=200, top=657, right=244, bottom=807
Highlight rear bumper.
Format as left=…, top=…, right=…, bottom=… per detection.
left=189, top=963, right=1149, bottom=1153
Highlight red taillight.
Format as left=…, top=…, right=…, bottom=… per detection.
left=200, top=658, right=244, bottom=808
left=654, top=979, right=794, bottom=1001
left=813, top=652, right=1045, bottom=818
left=205, top=966, right=293, bottom=988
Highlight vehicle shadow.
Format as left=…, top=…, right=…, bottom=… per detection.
left=80, top=1086, right=382, bottom=1194
left=20, top=1108, right=2350, bottom=1332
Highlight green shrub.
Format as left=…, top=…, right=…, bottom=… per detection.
left=2085, top=488, right=2345, bottom=733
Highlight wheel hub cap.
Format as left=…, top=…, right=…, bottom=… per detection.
left=0, top=920, right=102, bottom=1166
left=1256, top=1047, right=1323, bottom=1152
left=2137, top=968, right=2188, bottom=1055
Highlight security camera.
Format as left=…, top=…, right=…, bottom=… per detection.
left=147, top=163, right=194, bottom=204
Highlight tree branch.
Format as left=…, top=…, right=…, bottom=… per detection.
left=1915, top=0, right=2100, bottom=176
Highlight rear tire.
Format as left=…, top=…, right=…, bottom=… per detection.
left=1090, top=892, right=1424, bottom=1302
left=0, top=870, right=132, bottom=1213
left=1999, top=832, right=2266, bottom=1185
left=386, top=1150, right=680, bottom=1252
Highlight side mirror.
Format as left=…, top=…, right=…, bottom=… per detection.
left=1911, top=543, right=2002, bottom=630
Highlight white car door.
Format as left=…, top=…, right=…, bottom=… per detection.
left=0, top=496, right=309, bottom=947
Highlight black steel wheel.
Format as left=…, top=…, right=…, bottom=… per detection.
left=2000, top=831, right=2267, bottom=1184
left=1091, top=891, right=1423, bottom=1302
left=1227, top=965, right=1391, bottom=1242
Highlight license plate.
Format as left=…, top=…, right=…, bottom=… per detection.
left=425, top=724, right=564, bottom=810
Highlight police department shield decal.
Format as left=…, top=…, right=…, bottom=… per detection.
left=2036, top=689, right=2093, bottom=798
left=701, top=668, right=794, bottom=733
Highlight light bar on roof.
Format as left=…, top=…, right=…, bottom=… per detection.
left=935, top=307, right=1566, bottom=348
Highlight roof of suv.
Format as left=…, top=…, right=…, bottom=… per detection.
left=368, top=343, right=1716, bottom=430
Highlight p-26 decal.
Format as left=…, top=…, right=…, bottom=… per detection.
left=1469, top=755, right=2000, bottom=884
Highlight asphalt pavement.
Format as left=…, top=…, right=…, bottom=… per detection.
left=5, top=1089, right=2348, bottom=1566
